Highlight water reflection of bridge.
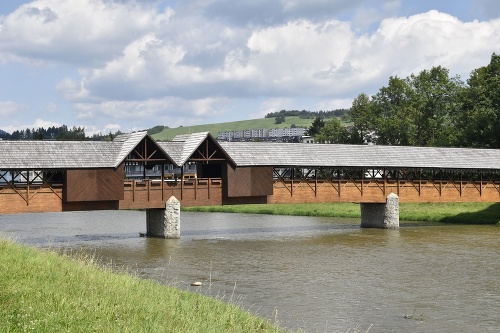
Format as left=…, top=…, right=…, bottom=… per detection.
left=1, top=131, right=500, bottom=217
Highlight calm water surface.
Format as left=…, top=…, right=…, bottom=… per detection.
left=1, top=210, right=499, bottom=333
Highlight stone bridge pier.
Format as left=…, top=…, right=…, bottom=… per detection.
left=360, top=193, right=399, bottom=229
left=146, top=196, right=181, bottom=238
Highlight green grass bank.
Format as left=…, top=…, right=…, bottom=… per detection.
left=183, top=202, right=500, bottom=225
left=0, top=238, right=290, bottom=333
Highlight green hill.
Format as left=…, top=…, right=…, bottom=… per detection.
left=151, top=116, right=314, bottom=141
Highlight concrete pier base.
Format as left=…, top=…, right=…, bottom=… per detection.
left=360, top=193, right=399, bottom=229
left=146, top=196, right=181, bottom=238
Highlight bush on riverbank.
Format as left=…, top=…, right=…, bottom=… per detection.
left=0, top=238, right=289, bottom=333
left=183, top=202, right=500, bottom=224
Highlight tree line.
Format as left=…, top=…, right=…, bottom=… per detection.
left=0, top=125, right=121, bottom=141
left=265, top=109, right=348, bottom=119
left=310, top=53, right=500, bottom=149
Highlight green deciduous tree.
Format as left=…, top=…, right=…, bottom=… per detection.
left=348, top=93, right=374, bottom=144
left=349, top=67, right=464, bottom=147
left=408, top=66, right=463, bottom=146
left=457, top=53, right=500, bottom=148
left=370, top=76, right=415, bottom=145
left=275, top=115, right=285, bottom=124
left=316, top=118, right=348, bottom=143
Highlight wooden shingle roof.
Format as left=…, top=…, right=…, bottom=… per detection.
left=113, top=131, right=174, bottom=166
left=220, top=142, right=500, bottom=170
left=2, top=132, right=499, bottom=171
left=157, top=141, right=184, bottom=166
left=0, top=140, right=119, bottom=169
left=113, top=131, right=150, bottom=167
left=0, top=131, right=162, bottom=170
left=158, top=132, right=234, bottom=166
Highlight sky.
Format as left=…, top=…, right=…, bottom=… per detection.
left=0, top=0, right=499, bottom=136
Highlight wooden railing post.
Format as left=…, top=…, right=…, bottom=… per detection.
left=147, top=179, right=151, bottom=201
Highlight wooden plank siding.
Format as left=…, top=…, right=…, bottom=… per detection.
left=119, top=178, right=223, bottom=209
left=268, top=178, right=500, bottom=204
left=64, top=166, right=124, bottom=202
left=0, top=186, right=63, bottom=214
left=1, top=176, right=499, bottom=214
left=224, top=165, right=273, bottom=197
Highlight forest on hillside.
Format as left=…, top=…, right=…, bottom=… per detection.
left=309, top=53, right=500, bottom=149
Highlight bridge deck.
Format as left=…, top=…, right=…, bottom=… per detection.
left=2, top=175, right=499, bottom=214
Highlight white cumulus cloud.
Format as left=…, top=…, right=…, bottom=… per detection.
left=1, top=1, right=499, bottom=133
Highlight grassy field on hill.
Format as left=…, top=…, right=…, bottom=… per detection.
left=151, top=116, right=314, bottom=141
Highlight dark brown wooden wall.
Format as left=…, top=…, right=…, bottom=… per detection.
left=63, top=200, right=119, bottom=211
left=64, top=165, right=124, bottom=202
left=224, top=165, right=274, bottom=197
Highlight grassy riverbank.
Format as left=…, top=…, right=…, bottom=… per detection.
left=0, top=238, right=289, bottom=333
left=183, top=202, right=500, bottom=224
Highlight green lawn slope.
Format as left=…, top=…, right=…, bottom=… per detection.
left=183, top=202, right=500, bottom=224
left=0, top=238, right=292, bottom=333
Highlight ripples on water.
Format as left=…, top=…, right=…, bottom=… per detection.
left=1, top=210, right=499, bottom=333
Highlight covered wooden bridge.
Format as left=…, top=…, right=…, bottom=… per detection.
left=0, top=132, right=231, bottom=214
left=220, top=141, right=500, bottom=205
left=1, top=131, right=500, bottom=215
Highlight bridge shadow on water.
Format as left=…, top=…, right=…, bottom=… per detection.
left=439, top=202, right=500, bottom=225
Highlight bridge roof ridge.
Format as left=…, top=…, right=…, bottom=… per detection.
left=1, top=132, right=499, bottom=171
left=159, top=132, right=234, bottom=166
left=113, top=131, right=147, bottom=167
left=219, top=141, right=500, bottom=170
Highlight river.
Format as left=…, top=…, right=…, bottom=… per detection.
left=1, top=210, right=499, bottom=333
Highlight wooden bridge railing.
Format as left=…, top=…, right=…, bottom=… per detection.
left=0, top=181, right=64, bottom=214
left=270, top=177, right=500, bottom=203
left=120, top=178, right=223, bottom=209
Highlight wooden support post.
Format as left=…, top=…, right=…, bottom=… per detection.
left=480, top=171, right=483, bottom=197
left=180, top=168, right=184, bottom=200
left=383, top=167, right=386, bottom=196
left=338, top=168, right=341, bottom=198
left=460, top=172, right=463, bottom=197
left=418, top=170, right=422, bottom=197
left=26, top=171, right=30, bottom=206
left=147, top=179, right=150, bottom=201
left=396, top=170, right=400, bottom=196
left=361, top=169, right=364, bottom=196
left=439, top=170, right=442, bottom=197
left=161, top=164, right=165, bottom=201
left=133, top=180, right=136, bottom=202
